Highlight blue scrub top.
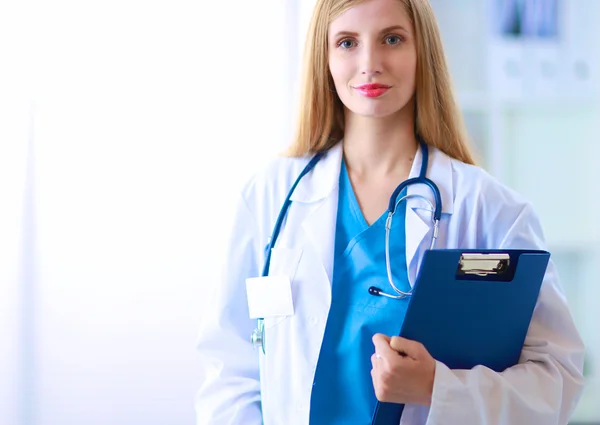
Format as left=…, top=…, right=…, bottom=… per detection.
left=309, top=159, right=411, bottom=424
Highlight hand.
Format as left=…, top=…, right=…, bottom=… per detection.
left=370, top=333, right=436, bottom=406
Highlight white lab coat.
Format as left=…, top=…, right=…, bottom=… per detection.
left=195, top=142, right=585, bottom=425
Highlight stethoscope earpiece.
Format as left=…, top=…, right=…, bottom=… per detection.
left=368, top=286, right=381, bottom=296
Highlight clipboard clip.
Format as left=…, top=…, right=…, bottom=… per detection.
left=458, top=253, right=510, bottom=276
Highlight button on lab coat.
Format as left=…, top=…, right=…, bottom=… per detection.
left=195, top=142, right=585, bottom=425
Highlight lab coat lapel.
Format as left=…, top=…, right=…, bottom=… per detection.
left=405, top=145, right=454, bottom=285
left=405, top=206, right=431, bottom=285
left=290, top=143, right=343, bottom=286
left=300, top=199, right=338, bottom=285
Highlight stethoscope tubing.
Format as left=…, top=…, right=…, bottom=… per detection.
left=252, top=139, right=442, bottom=352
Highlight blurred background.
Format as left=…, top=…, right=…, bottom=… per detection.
left=0, top=0, right=598, bottom=424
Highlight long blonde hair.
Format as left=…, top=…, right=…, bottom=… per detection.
left=287, top=0, right=476, bottom=165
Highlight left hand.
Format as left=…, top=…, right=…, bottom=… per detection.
left=370, top=333, right=436, bottom=406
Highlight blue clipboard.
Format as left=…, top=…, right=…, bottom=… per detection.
left=371, top=249, right=551, bottom=424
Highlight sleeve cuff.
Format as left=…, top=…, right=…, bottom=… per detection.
left=425, top=360, right=452, bottom=424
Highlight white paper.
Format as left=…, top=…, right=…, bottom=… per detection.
left=245, top=276, right=294, bottom=319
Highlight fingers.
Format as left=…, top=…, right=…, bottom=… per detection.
left=370, top=353, right=380, bottom=371
left=372, top=334, right=395, bottom=358
left=390, top=336, right=424, bottom=360
left=372, top=333, right=391, bottom=345
left=372, top=334, right=429, bottom=363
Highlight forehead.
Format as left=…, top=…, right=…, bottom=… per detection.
left=328, top=0, right=412, bottom=34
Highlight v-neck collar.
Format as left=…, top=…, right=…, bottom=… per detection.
left=340, top=158, right=406, bottom=231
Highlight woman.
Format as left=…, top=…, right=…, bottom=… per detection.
left=195, top=0, right=585, bottom=424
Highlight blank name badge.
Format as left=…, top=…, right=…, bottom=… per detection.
left=245, top=276, right=294, bottom=319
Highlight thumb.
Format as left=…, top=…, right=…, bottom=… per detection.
left=390, top=336, right=423, bottom=360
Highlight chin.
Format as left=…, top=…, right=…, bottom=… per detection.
left=348, top=103, right=406, bottom=119
left=342, top=95, right=412, bottom=120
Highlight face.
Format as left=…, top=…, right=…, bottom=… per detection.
left=328, top=0, right=417, bottom=120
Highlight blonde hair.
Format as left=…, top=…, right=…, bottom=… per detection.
left=287, top=0, right=476, bottom=165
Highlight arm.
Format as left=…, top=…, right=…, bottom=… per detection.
left=194, top=192, right=264, bottom=425
left=426, top=204, right=585, bottom=425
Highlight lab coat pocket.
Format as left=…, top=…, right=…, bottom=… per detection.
left=264, top=247, right=303, bottom=329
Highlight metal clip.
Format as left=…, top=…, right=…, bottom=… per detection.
left=251, top=318, right=265, bottom=354
left=459, top=253, right=510, bottom=276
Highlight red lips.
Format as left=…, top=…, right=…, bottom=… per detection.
left=355, top=83, right=391, bottom=90
left=354, top=83, right=391, bottom=98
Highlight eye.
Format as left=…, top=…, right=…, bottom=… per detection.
left=385, top=35, right=403, bottom=45
left=337, top=38, right=356, bottom=49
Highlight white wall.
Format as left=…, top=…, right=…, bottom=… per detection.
left=1, top=1, right=296, bottom=425
left=0, top=83, right=30, bottom=425
left=1, top=2, right=35, bottom=422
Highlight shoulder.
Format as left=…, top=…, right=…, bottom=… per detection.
left=238, top=153, right=311, bottom=214
left=242, top=153, right=310, bottom=195
left=451, top=154, right=526, bottom=208
left=437, top=148, right=546, bottom=249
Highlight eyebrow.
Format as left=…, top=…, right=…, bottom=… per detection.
left=333, top=25, right=409, bottom=38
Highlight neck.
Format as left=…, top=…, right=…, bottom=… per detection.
left=342, top=110, right=417, bottom=179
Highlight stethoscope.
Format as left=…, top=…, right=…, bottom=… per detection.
left=251, top=139, right=442, bottom=353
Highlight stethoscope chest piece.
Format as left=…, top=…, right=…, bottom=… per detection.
left=251, top=318, right=265, bottom=354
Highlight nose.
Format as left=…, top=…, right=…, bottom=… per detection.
left=360, top=43, right=383, bottom=77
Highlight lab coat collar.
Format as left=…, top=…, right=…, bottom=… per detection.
left=406, top=142, right=454, bottom=215
left=290, top=140, right=454, bottom=216
left=289, top=142, right=343, bottom=203
left=404, top=144, right=454, bottom=284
